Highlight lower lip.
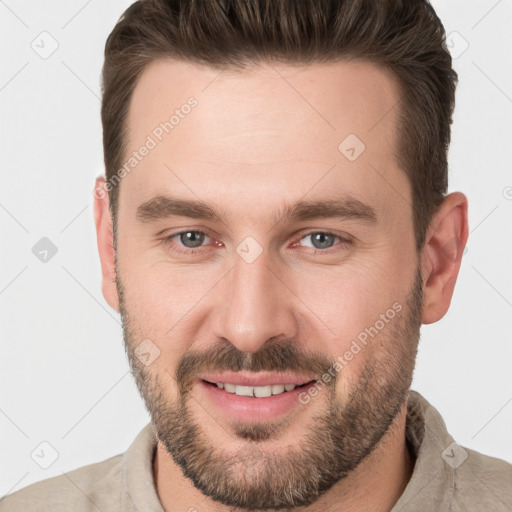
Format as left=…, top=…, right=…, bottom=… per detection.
left=198, top=380, right=316, bottom=423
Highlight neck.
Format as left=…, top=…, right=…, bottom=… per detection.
left=153, top=401, right=414, bottom=512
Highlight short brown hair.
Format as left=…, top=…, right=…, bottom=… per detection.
left=101, top=0, right=457, bottom=251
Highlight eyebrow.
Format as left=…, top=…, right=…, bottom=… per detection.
left=136, top=194, right=377, bottom=226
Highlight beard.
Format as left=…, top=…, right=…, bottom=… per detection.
left=117, top=268, right=423, bottom=511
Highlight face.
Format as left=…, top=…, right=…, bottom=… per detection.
left=113, top=59, right=423, bottom=510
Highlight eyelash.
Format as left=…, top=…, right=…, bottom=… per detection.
left=161, top=229, right=350, bottom=256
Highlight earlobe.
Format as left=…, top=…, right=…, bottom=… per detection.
left=93, top=177, right=120, bottom=312
left=420, top=192, right=469, bottom=324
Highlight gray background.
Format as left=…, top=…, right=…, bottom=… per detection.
left=1, top=0, right=511, bottom=496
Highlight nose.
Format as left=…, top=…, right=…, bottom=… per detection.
left=211, top=253, right=299, bottom=353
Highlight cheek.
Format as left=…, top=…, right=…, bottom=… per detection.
left=118, top=254, right=231, bottom=374
left=294, top=256, right=407, bottom=331
left=290, top=255, right=414, bottom=379
left=118, top=233, right=211, bottom=324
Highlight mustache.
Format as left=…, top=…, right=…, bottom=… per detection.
left=175, top=338, right=335, bottom=394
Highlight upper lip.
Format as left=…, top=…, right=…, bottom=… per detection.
left=200, top=371, right=316, bottom=387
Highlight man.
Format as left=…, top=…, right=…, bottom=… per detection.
left=2, top=0, right=511, bottom=511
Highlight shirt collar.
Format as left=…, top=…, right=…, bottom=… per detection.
left=122, top=422, right=164, bottom=512
left=391, top=390, right=455, bottom=510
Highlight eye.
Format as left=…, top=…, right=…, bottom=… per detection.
left=297, top=231, right=347, bottom=251
left=176, top=230, right=209, bottom=248
left=164, top=230, right=214, bottom=253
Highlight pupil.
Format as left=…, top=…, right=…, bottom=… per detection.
left=181, top=231, right=204, bottom=248
left=312, top=233, right=334, bottom=249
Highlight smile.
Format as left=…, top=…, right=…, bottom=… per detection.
left=203, top=380, right=313, bottom=398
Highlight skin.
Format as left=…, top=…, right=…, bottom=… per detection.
left=94, top=59, right=468, bottom=512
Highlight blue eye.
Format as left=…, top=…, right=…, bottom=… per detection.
left=164, top=230, right=213, bottom=254
left=299, top=232, right=343, bottom=250
left=174, top=230, right=209, bottom=248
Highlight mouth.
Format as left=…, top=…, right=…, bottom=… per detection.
left=197, top=374, right=318, bottom=423
left=202, top=379, right=314, bottom=398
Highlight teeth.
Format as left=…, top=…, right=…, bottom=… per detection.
left=224, top=383, right=236, bottom=393
left=215, top=382, right=297, bottom=397
left=254, top=385, right=272, bottom=398
left=236, top=385, right=254, bottom=397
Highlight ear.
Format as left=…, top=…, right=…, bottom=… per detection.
left=93, top=177, right=120, bottom=312
left=420, top=192, right=469, bottom=324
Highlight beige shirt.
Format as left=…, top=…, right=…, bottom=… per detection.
left=1, top=390, right=511, bottom=511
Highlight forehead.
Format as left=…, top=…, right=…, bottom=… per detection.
left=122, top=58, right=407, bottom=219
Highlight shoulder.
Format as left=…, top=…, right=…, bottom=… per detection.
left=0, top=453, right=123, bottom=512
left=452, top=446, right=512, bottom=509
left=404, top=391, right=512, bottom=511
